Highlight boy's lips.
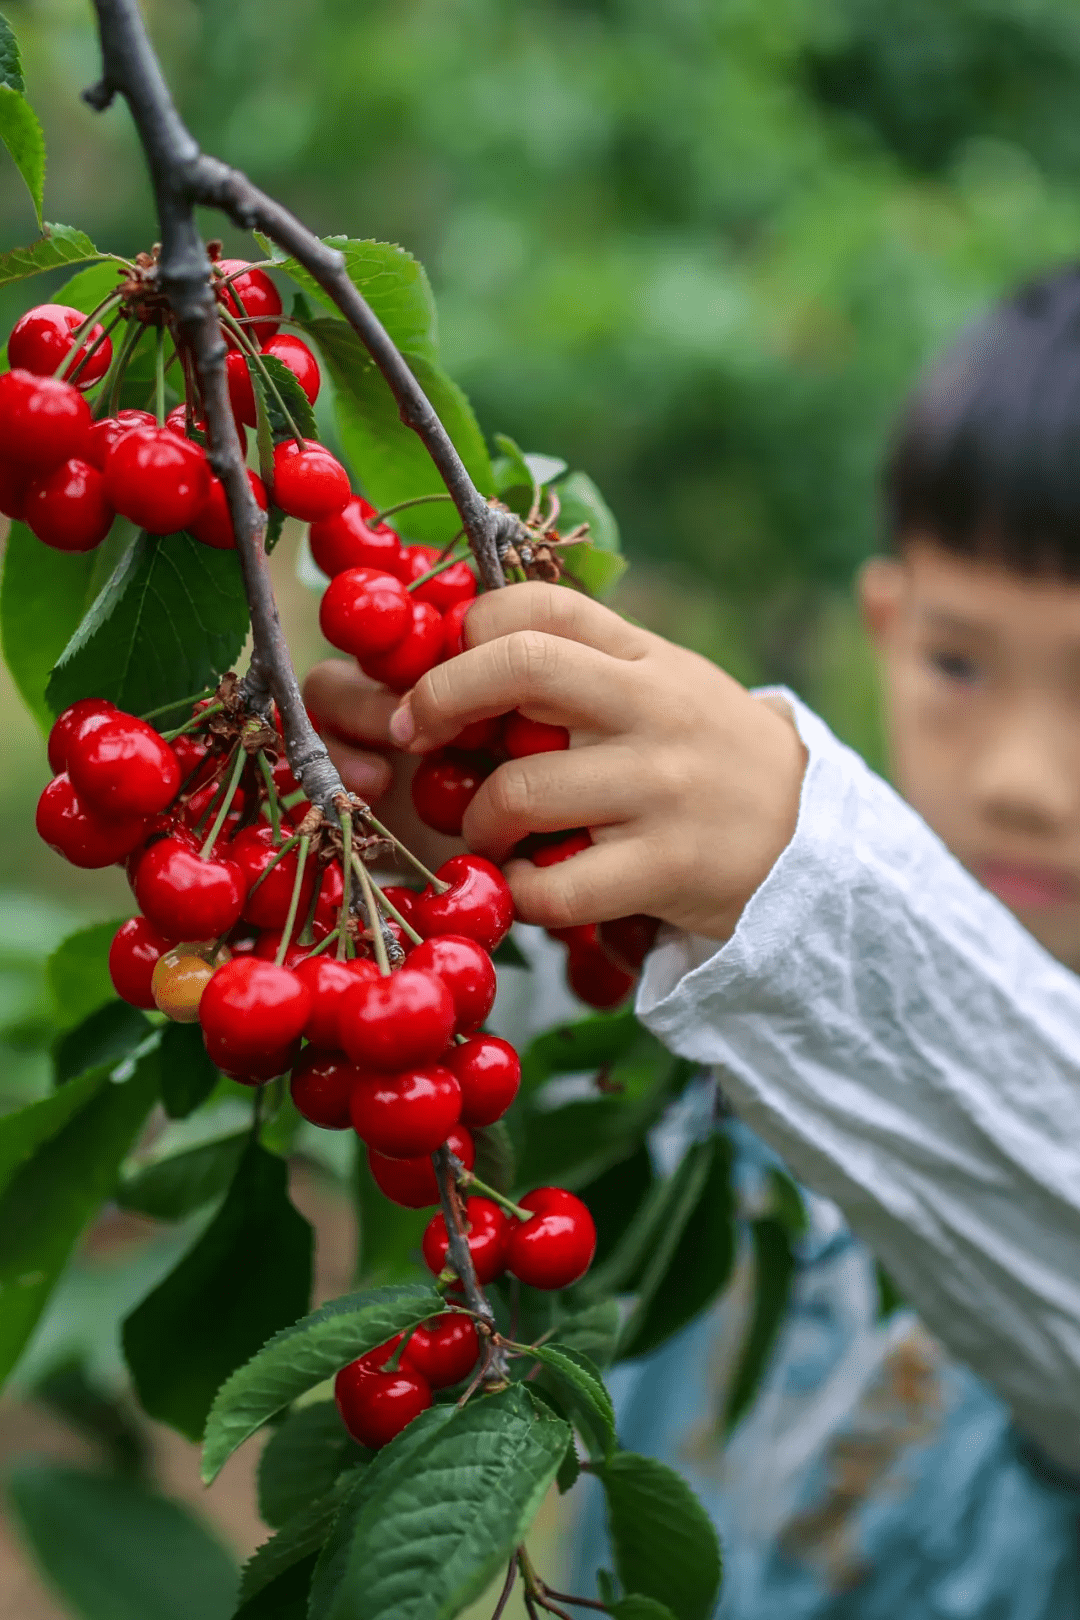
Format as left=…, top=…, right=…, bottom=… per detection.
left=977, top=859, right=1080, bottom=909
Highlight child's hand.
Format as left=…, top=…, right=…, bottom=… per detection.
left=388, top=583, right=807, bottom=941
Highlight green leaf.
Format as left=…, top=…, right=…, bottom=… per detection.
left=556, top=1440, right=581, bottom=1495
left=159, top=1020, right=220, bottom=1119
left=242, top=1469, right=362, bottom=1605
left=257, top=1400, right=366, bottom=1530
left=249, top=351, right=318, bottom=445
left=520, top=1008, right=640, bottom=1092
left=234, top=1554, right=317, bottom=1619
left=51, top=259, right=127, bottom=315
left=47, top=920, right=124, bottom=1032
left=32, top=1359, right=149, bottom=1479
left=723, top=1216, right=797, bottom=1436
left=490, top=932, right=528, bottom=968
left=0, top=225, right=103, bottom=289
left=600, top=1452, right=722, bottom=1620
left=578, top=1144, right=655, bottom=1269
left=116, top=1132, right=247, bottom=1222
left=309, top=1387, right=569, bottom=1620
left=876, top=1261, right=903, bottom=1320
left=471, top=1118, right=515, bottom=1195
left=1, top=523, right=100, bottom=732
left=0, top=85, right=44, bottom=229
left=304, top=317, right=491, bottom=543
left=551, top=1298, right=621, bottom=1370
left=557, top=470, right=621, bottom=556
left=353, top=1142, right=429, bottom=1286
left=528, top=1343, right=615, bottom=1459
left=201, top=1281, right=442, bottom=1482
left=265, top=237, right=438, bottom=363
left=0, top=1056, right=158, bottom=1387
left=8, top=1464, right=238, bottom=1620
left=608, top=1599, right=679, bottom=1620
left=0, top=14, right=25, bottom=91
left=618, top=1137, right=735, bottom=1360
left=514, top=1086, right=668, bottom=1193
left=52, top=1000, right=151, bottom=1086
left=45, top=531, right=250, bottom=719
left=123, top=1140, right=313, bottom=1442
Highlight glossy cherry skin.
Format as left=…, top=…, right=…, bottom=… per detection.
left=413, top=855, right=514, bottom=952
left=8, top=304, right=113, bottom=387
left=25, top=457, right=114, bottom=552
left=36, top=774, right=147, bottom=869
left=597, top=914, right=660, bottom=973
left=0, top=458, right=30, bottom=519
left=506, top=1187, right=596, bottom=1290
left=349, top=1064, right=462, bottom=1158
left=263, top=333, right=321, bottom=403
left=334, top=1363, right=431, bottom=1450
left=408, top=935, right=496, bottom=1034
left=503, top=712, right=570, bottom=757
left=450, top=715, right=505, bottom=751
left=367, top=1122, right=474, bottom=1208
left=406, top=1313, right=481, bottom=1388
left=319, top=566, right=410, bottom=658
left=410, top=750, right=490, bottom=837
left=200, top=956, right=312, bottom=1064
left=189, top=468, right=268, bottom=550
left=251, top=929, right=311, bottom=969
left=214, top=259, right=282, bottom=345
left=271, top=438, right=350, bottom=522
left=104, top=426, right=211, bottom=534
left=422, top=1195, right=508, bottom=1286
left=47, top=698, right=116, bottom=774
left=67, top=714, right=182, bottom=817
left=529, top=829, right=592, bottom=866
left=207, top=1031, right=302, bottom=1085
left=108, top=916, right=178, bottom=1009
left=289, top=1047, right=364, bottom=1129
left=338, top=967, right=456, bottom=1071
left=152, top=949, right=216, bottom=1023
left=293, top=954, right=378, bottom=1049
left=86, top=410, right=157, bottom=472
left=309, top=497, right=403, bottom=579
left=0, top=370, right=92, bottom=469
left=447, top=1034, right=521, bottom=1127
left=360, top=599, right=444, bottom=693
left=225, top=350, right=257, bottom=428
left=566, top=939, right=636, bottom=1010
left=399, top=545, right=477, bottom=612
left=380, top=886, right=419, bottom=929
left=442, top=598, right=473, bottom=659
left=134, top=835, right=246, bottom=939
left=230, top=824, right=317, bottom=930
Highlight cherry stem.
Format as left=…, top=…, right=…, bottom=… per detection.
left=102, top=316, right=145, bottom=419
left=154, top=322, right=166, bottom=426
left=52, top=291, right=124, bottom=380
left=217, top=306, right=306, bottom=447
left=489, top=1556, right=517, bottom=1620
left=365, top=870, right=423, bottom=946
left=371, top=492, right=454, bottom=525
left=405, top=549, right=475, bottom=593
left=451, top=1159, right=530, bottom=1222
left=274, top=834, right=310, bottom=966
left=246, top=830, right=302, bottom=895
left=337, top=808, right=353, bottom=961
left=300, top=927, right=341, bottom=962
left=143, top=688, right=215, bottom=724
left=199, top=745, right=246, bottom=857
left=360, top=809, right=448, bottom=892
left=255, top=750, right=282, bottom=842
left=162, top=699, right=224, bottom=740
left=60, top=307, right=125, bottom=387
left=353, top=855, right=390, bottom=976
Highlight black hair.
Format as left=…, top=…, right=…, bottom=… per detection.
left=884, top=263, right=1080, bottom=577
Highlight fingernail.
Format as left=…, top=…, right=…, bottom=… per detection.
left=389, top=701, right=415, bottom=746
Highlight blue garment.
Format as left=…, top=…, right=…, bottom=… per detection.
left=571, top=1121, right=1080, bottom=1618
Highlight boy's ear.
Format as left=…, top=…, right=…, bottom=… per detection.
left=858, top=556, right=905, bottom=646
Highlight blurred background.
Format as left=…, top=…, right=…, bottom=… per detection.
left=4, top=0, right=1080, bottom=1611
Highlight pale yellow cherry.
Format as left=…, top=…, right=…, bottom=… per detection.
left=151, top=944, right=229, bottom=1022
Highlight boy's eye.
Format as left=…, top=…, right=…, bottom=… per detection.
left=928, top=648, right=981, bottom=683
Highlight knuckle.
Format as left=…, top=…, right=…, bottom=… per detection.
left=486, top=762, right=535, bottom=823
left=503, top=629, right=557, bottom=692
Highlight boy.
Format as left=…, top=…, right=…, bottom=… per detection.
left=305, top=265, right=1080, bottom=1614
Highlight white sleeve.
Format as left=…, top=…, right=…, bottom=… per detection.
left=637, top=691, right=1080, bottom=1472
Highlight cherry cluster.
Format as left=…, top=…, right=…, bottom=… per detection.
left=0, top=260, right=350, bottom=551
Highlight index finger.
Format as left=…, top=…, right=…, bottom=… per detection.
left=460, top=581, right=652, bottom=661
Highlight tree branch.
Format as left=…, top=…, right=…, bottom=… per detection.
left=433, top=1145, right=508, bottom=1382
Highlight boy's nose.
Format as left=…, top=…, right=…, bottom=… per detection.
left=972, top=714, right=1080, bottom=835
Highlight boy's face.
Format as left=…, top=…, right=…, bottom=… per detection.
left=861, top=539, right=1080, bottom=970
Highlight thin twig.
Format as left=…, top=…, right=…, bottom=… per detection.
left=489, top=1557, right=517, bottom=1620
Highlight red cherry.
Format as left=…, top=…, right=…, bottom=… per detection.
left=350, top=1065, right=461, bottom=1158
left=270, top=751, right=300, bottom=799
left=251, top=929, right=311, bottom=969
left=529, top=829, right=592, bottom=866
left=262, top=334, right=320, bottom=404
left=408, top=935, right=496, bottom=1035
left=405, top=1314, right=480, bottom=1388
left=0, top=458, right=30, bottom=519
left=0, top=370, right=92, bottom=469
left=367, top=1122, right=474, bottom=1208
left=566, top=940, right=636, bottom=1010
left=214, top=259, right=282, bottom=346
left=179, top=780, right=246, bottom=842
left=410, top=750, right=490, bottom=837
left=503, top=713, right=570, bottom=757
left=380, top=886, right=419, bottom=929
left=447, top=1035, right=521, bottom=1127
left=199, top=957, right=312, bottom=1066
left=47, top=698, right=116, bottom=775
left=172, top=733, right=215, bottom=787
left=360, top=599, right=444, bottom=693
left=422, top=1195, right=508, bottom=1285
left=313, top=860, right=346, bottom=933
left=229, top=824, right=317, bottom=930
left=189, top=468, right=268, bottom=550
left=598, top=914, right=660, bottom=973
left=271, top=439, right=350, bottom=522
left=224, top=351, right=256, bottom=429
left=68, top=714, right=181, bottom=817
left=289, top=1047, right=363, bottom=1129
left=207, top=1031, right=301, bottom=1085
left=309, top=497, right=403, bottom=580
left=9, top=303, right=114, bottom=388
left=24, top=458, right=114, bottom=552
left=163, top=404, right=207, bottom=441
left=86, top=410, right=157, bottom=472
left=109, top=916, right=177, bottom=1009
left=36, top=774, right=147, bottom=869
left=400, top=546, right=477, bottom=612
left=442, top=598, right=473, bottom=659
left=334, top=1364, right=431, bottom=1450
left=338, top=967, right=455, bottom=1071
left=450, top=715, right=505, bottom=751
left=104, top=426, right=211, bottom=534
left=293, top=954, right=378, bottom=1048
left=507, top=1187, right=596, bottom=1290
left=336, top=1336, right=410, bottom=1383
left=412, top=854, right=514, bottom=951
left=134, top=836, right=246, bottom=938
left=319, top=566, right=410, bottom=659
